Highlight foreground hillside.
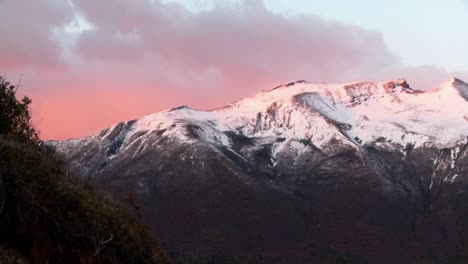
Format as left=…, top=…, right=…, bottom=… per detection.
left=0, top=138, right=170, bottom=263
left=52, top=78, right=468, bottom=263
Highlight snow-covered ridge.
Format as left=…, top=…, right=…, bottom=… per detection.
left=53, top=78, right=468, bottom=157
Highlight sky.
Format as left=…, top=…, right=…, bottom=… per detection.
left=1, top=0, right=468, bottom=140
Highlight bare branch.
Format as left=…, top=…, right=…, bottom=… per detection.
left=14, top=72, right=23, bottom=92
left=101, top=233, right=114, bottom=244
left=94, top=233, right=114, bottom=256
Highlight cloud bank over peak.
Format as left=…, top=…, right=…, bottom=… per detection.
left=1, top=0, right=466, bottom=139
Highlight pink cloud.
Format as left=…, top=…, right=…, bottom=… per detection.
left=1, top=0, right=466, bottom=140
left=0, top=0, right=73, bottom=71
left=73, top=0, right=398, bottom=83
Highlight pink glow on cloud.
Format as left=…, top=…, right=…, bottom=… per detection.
left=1, top=0, right=467, bottom=140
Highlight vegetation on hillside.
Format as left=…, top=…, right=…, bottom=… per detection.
left=0, top=76, right=170, bottom=263
left=0, top=77, right=38, bottom=143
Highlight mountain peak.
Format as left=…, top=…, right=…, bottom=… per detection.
left=451, top=77, right=468, bottom=100
left=169, top=105, right=192, bottom=112
left=380, top=79, right=411, bottom=93
left=435, top=77, right=468, bottom=101
left=395, top=79, right=411, bottom=89
left=268, top=80, right=308, bottom=92
left=451, top=77, right=465, bottom=84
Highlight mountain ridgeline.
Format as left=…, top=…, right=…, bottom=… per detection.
left=51, top=78, right=468, bottom=263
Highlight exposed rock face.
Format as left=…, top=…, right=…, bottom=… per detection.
left=50, top=78, right=468, bottom=263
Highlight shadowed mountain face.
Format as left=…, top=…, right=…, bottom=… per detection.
left=50, top=79, right=468, bottom=263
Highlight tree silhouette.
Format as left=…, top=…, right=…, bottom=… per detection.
left=0, top=76, right=38, bottom=142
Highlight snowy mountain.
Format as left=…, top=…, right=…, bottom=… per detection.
left=50, top=78, right=468, bottom=263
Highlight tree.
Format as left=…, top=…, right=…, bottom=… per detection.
left=0, top=76, right=38, bottom=142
